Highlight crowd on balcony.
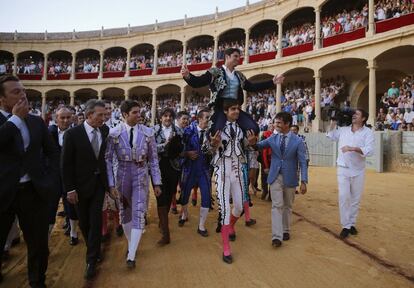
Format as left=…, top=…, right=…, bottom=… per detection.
left=377, top=76, right=414, bottom=130
left=321, top=5, right=369, bottom=38
left=47, top=60, right=72, bottom=75
left=217, top=41, right=245, bottom=60
left=130, top=55, right=154, bottom=70
left=374, top=0, right=414, bottom=21
left=158, top=52, right=184, bottom=67
left=103, top=56, right=126, bottom=72
left=283, top=23, right=316, bottom=48
left=248, top=33, right=278, bottom=55
left=185, top=47, right=214, bottom=64
left=76, top=58, right=99, bottom=73
left=16, top=59, right=44, bottom=74
left=0, top=60, right=14, bottom=75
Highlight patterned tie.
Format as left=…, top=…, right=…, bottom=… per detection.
left=7, top=114, right=12, bottom=119
left=230, top=123, right=236, bottom=139
left=91, top=129, right=100, bottom=158
left=129, top=128, right=134, bottom=148
left=280, top=135, right=287, bottom=156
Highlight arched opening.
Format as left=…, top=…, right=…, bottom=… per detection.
left=156, top=84, right=180, bottom=117
left=187, top=35, right=214, bottom=64
left=17, top=50, right=44, bottom=80
left=103, top=47, right=127, bottom=78
left=157, top=40, right=183, bottom=74
left=47, top=50, right=72, bottom=80
left=321, top=0, right=368, bottom=47
left=102, top=87, right=125, bottom=104
left=130, top=44, right=154, bottom=76
left=184, top=85, right=210, bottom=114
left=74, top=88, right=98, bottom=105
left=75, top=49, right=99, bottom=79
left=249, top=20, right=278, bottom=61
left=282, top=8, right=315, bottom=57
left=0, top=50, right=14, bottom=75
left=217, top=28, right=245, bottom=66
left=372, top=46, right=414, bottom=130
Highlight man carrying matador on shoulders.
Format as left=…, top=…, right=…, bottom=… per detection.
left=181, top=47, right=284, bottom=134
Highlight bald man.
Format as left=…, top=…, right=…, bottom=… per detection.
left=48, top=107, right=79, bottom=245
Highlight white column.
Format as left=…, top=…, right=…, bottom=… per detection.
left=151, top=89, right=157, bottom=125
left=125, top=89, right=130, bottom=100
left=182, top=41, right=187, bottom=65
left=13, top=53, right=17, bottom=76
left=125, top=48, right=131, bottom=77
left=244, top=29, right=250, bottom=64
left=213, top=36, right=218, bottom=65
left=180, top=87, right=186, bottom=111
left=41, top=93, right=47, bottom=119
left=99, top=51, right=104, bottom=79
left=367, top=59, right=377, bottom=125
left=70, top=52, right=76, bottom=80
left=42, top=53, right=48, bottom=80
left=312, top=70, right=322, bottom=132
left=275, top=84, right=282, bottom=112
left=69, top=91, right=75, bottom=106
left=368, top=0, right=375, bottom=36
left=98, top=90, right=103, bottom=100
left=315, top=8, right=321, bottom=49
left=277, top=19, right=283, bottom=59
left=152, top=45, right=158, bottom=75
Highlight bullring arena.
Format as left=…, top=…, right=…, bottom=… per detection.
left=1, top=0, right=414, bottom=287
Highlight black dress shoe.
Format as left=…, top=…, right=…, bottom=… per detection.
left=215, top=223, right=222, bottom=233
left=229, top=233, right=236, bottom=242
left=197, top=228, right=208, bottom=237
left=116, top=225, right=124, bottom=237
left=283, top=233, right=290, bottom=241
left=69, top=237, right=79, bottom=246
left=222, top=254, right=233, bottom=264
left=245, top=219, right=257, bottom=227
left=340, top=228, right=350, bottom=239
left=84, top=264, right=96, bottom=280
left=62, top=221, right=69, bottom=230
left=97, top=254, right=103, bottom=263
left=171, top=207, right=178, bottom=214
left=349, top=226, right=358, bottom=235
left=191, top=199, right=197, bottom=206
left=178, top=219, right=186, bottom=227
left=126, top=259, right=136, bottom=269
left=272, top=239, right=282, bottom=247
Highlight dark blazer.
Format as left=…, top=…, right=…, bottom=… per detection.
left=184, top=66, right=275, bottom=109
left=61, top=123, right=109, bottom=198
left=49, top=124, right=62, bottom=153
left=0, top=113, right=59, bottom=212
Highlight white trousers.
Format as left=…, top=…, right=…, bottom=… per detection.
left=337, top=170, right=365, bottom=229
left=215, top=157, right=244, bottom=225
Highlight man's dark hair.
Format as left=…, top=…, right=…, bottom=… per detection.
left=222, top=99, right=240, bottom=111
left=275, top=112, right=293, bottom=126
left=224, top=48, right=241, bottom=57
left=356, top=108, right=369, bottom=125
left=291, top=124, right=299, bottom=130
left=84, top=99, right=106, bottom=117
left=160, top=107, right=176, bottom=119
left=77, top=112, right=85, bottom=117
left=197, top=109, right=210, bottom=120
left=120, top=100, right=140, bottom=115
left=0, top=75, right=20, bottom=97
left=177, top=111, right=190, bottom=119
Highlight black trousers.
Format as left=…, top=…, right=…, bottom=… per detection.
left=157, top=158, right=180, bottom=208
left=48, top=182, right=78, bottom=225
left=76, top=178, right=105, bottom=265
left=0, top=181, right=49, bottom=287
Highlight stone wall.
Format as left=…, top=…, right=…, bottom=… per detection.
left=383, top=131, right=414, bottom=174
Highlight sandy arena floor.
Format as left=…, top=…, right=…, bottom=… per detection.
left=2, top=167, right=414, bottom=288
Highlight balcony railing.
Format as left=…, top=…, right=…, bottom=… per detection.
left=322, top=27, right=366, bottom=48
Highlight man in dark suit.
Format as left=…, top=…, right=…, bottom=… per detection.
left=48, top=106, right=79, bottom=245
left=181, top=47, right=284, bottom=134
left=0, top=75, right=59, bottom=287
left=61, top=99, right=113, bottom=280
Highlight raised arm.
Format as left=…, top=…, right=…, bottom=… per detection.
left=182, top=64, right=212, bottom=88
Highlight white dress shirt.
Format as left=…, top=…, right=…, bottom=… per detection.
left=222, top=65, right=236, bottom=81
left=84, top=121, right=102, bottom=148
left=162, top=125, right=172, bottom=140
left=1, top=109, right=31, bottom=182
left=327, top=126, right=375, bottom=177
left=58, top=127, right=67, bottom=147
left=125, top=123, right=138, bottom=147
